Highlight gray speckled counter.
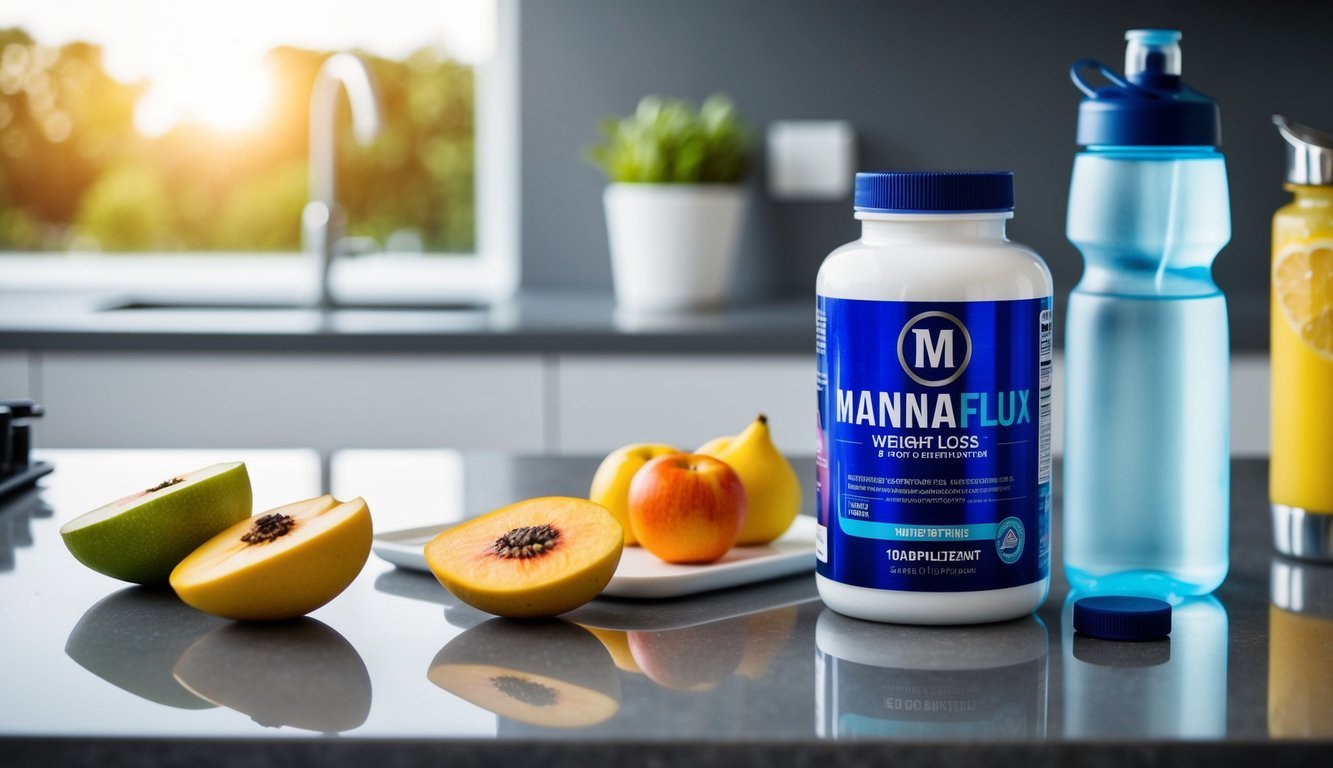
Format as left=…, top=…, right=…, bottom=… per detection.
left=1, top=450, right=1328, bottom=768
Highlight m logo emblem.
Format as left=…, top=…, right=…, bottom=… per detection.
left=897, top=311, right=972, bottom=387
left=912, top=327, right=955, bottom=369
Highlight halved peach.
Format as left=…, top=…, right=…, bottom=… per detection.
left=425, top=497, right=622, bottom=619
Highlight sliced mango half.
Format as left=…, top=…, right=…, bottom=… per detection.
left=170, top=495, right=372, bottom=621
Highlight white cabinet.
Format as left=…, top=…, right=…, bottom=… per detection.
left=39, top=352, right=546, bottom=452
left=555, top=353, right=1270, bottom=457
left=19, top=349, right=1271, bottom=456
left=556, top=354, right=812, bottom=454
left=1231, top=356, right=1269, bottom=457
left=0, top=352, right=30, bottom=398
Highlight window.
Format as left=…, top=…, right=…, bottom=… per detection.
left=0, top=0, right=518, bottom=302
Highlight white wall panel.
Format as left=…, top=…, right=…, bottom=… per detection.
left=40, top=353, right=545, bottom=451
left=557, top=354, right=812, bottom=455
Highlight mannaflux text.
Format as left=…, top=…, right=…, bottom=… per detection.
left=837, top=389, right=1031, bottom=430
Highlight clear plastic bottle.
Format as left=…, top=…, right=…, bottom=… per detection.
left=816, top=171, right=1053, bottom=625
left=1063, top=30, right=1230, bottom=597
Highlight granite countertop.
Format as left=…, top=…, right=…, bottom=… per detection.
left=1, top=450, right=1328, bottom=767
left=0, top=289, right=1270, bottom=354
left=0, top=290, right=813, bottom=354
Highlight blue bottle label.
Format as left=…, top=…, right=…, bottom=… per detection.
left=816, top=296, right=1052, bottom=592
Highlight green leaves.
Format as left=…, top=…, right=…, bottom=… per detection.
left=586, top=93, right=751, bottom=184
left=0, top=31, right=476, bottom=254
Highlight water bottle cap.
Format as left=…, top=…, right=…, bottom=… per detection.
left=1073, top=596, right=1172, bottom=641
left=1071, top=29, right=1221, bottom=147
left=853, top=171, right=1013, bottom=214
left=1125, top=29, right=1181, bottom=78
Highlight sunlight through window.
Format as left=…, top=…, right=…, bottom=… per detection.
left=0, top=0, right=496, bottom=257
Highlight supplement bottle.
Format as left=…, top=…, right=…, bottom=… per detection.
left=1270, top=116, right=1333, bottom=562
left=1063, top=30, right=1230, bottom=597
left=815, top=171, right=1053, bottom=625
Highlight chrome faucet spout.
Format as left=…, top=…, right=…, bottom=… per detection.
left=303, top=53, right=381, bottom=310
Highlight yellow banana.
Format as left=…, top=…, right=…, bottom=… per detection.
left=696, top=415, right=801, bottom=545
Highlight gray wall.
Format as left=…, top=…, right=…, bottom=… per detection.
left=520, top=0, right=1333, bottom=342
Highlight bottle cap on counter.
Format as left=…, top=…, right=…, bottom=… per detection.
left=1073, top=596, right=1172, bottom=641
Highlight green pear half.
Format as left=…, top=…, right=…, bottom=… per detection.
left=60, top=462, right=252, bottom=585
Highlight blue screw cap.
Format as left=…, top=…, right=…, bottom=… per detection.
left=853, top=171, right=1014, bottom=214
left=1073, top=596, right=1172, bottom=641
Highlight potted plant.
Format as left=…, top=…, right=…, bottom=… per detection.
left=587, top=94, right=752, bottom=312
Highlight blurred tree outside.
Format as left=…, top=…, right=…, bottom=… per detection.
left=0, top=27, right=476, bottom=255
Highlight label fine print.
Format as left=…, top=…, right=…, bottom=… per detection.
left=815, top=296, right=1052, bottom=592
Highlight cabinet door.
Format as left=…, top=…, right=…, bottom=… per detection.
left=1231, top=354, right=1269, bottom=457
left=0, top=352, right=30, bottom=399
left=556, top=353, right=1269, bottom=457
left=40, top=352, right=545, bottom=450
left=556, top=354, right=812, bottom=455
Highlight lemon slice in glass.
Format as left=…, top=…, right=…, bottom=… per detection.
left=1274, top=241, right=1333, bottom=360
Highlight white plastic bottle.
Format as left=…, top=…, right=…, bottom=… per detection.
left=815, top=171, right=1053, bottom=624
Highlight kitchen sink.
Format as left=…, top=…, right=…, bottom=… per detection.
left=103, top=299, right=490, bottom=313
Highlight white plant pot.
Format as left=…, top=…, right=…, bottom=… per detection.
left=603, top=183, right=747, bottom=312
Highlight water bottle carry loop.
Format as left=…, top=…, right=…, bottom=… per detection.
left=1070, top=59, right=1150, bottom=99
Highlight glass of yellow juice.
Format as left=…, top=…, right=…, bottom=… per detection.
left=1271, top=183, right=1333, bottom=558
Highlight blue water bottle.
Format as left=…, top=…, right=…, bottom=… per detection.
left=1063, top=30, right=1230, bottom=597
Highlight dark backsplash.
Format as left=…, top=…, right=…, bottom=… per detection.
left=519, top=0, right=1333, bottom=340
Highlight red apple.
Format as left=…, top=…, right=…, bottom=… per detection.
left=627, top=453, right=746, bottom=564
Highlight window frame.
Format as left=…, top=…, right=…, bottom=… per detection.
left=0, top=0, right=520, bottom=304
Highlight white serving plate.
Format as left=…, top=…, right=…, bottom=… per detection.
left=373, top=515, right=817, bottom=599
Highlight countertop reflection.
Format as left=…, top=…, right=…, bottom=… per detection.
left=1, top=451, right=1328, bottom=765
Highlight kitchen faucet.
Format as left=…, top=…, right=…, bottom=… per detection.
left=302, top=53, right=381, bottom=310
